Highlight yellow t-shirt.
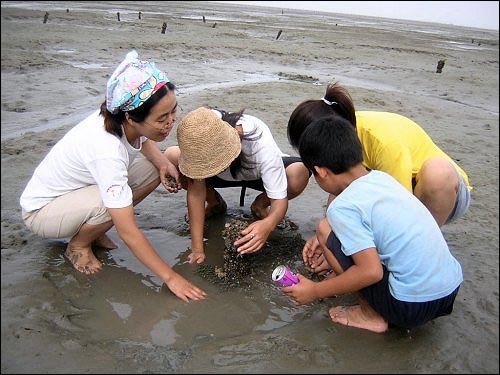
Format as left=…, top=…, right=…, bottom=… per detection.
left=355, top=111, right=471, bottom=192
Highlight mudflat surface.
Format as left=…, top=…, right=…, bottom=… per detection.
left=1, top=1, right=498, bottom=373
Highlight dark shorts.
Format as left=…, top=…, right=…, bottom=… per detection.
left=327, top=232, right=460, bottom=329
left=205, top=156, right=306, bottom=206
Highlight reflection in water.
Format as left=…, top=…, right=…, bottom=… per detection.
left=151, top=316, right=181, bottom=347
left=107, top=300, right=132, bottom=320
left=41, top=216, right=312, bottom=348
left=37, top=185, right=427, bottom=373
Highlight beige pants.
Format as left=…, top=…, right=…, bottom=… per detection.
left=22, top=154, right=159, bottom=239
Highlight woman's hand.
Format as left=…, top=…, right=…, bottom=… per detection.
left=141, top=140, right=181, bottom=192
left=164, top=272, right=207, bottom=302
left=110, top=205, right=206, bottom=302
left=160, top=160, right=181, bottom=193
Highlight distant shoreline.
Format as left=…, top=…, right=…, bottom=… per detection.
left=216, top=0, right=500, bottom=31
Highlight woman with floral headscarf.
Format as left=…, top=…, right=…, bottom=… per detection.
left=20, top=50, right=206, bottom=302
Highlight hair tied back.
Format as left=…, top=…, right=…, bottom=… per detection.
left=322, top=97, right=337, bottom=106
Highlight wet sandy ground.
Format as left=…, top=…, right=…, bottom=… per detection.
left=1, top=1, right=499, bottom=373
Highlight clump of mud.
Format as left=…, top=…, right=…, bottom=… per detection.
left=278, top=72, right=319, bottom=83
left=197, top=218, right=320, bottom=291
left=197, top=219, right=251, bottom=289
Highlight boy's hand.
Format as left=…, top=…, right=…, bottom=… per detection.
left=303, top=235, right=322, bottom=266
left=282, top=274, right=318, bottom=305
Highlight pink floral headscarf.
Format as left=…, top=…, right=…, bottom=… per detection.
left=106, top=50, right=169, bottom=114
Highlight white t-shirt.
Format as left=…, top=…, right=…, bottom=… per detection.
left=214, top=112, right=288, bottom=200
left=20, top=110, right=147, bottom=211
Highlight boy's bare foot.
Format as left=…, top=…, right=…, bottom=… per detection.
left=329, top=305, right=388, bottom=333
left=64, top=244, right=102, bottom=275
left=93, top=234, right=118, bottom=249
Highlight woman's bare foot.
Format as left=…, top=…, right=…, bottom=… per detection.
left=93, top=234, right=118, bottom=249
left=64, top=244, right=102, bottom=275
left=329, top=305, right=388, bottom=333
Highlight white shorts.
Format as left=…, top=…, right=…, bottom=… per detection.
left=22, top=154, right=159, bottom=239
left=445, top=170, right=471, bottom=224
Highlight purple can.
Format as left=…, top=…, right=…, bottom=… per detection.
left=272, top=265, right=299, bottom=286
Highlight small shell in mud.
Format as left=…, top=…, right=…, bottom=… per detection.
left=214, top=266, right=227, bottom=278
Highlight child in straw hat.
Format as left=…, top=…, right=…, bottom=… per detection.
left=165, top=107, right=310, bottom=263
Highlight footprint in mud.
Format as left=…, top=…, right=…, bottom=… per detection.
left=3, top=100, right=28, bottom=112
left=212, top=334, right=309, bottom=366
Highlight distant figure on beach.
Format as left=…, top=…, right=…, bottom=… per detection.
left=283, top=116, right=463, bottom=333
left=164, top=107, right=310, bottom=263
left=436, top=59, right=446, bottom=73
left=288, top=82, right=471, bottom=274
left=19, top=50, right=207, bottom=302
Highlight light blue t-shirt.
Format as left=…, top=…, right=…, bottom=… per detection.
left=326, top=170, right=463, bottom=303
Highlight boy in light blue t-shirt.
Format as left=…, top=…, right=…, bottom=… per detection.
left=282, top=115, right=463, bottom=333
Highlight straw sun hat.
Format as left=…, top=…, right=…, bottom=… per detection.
left=177, top=107, right=241, bottom=179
